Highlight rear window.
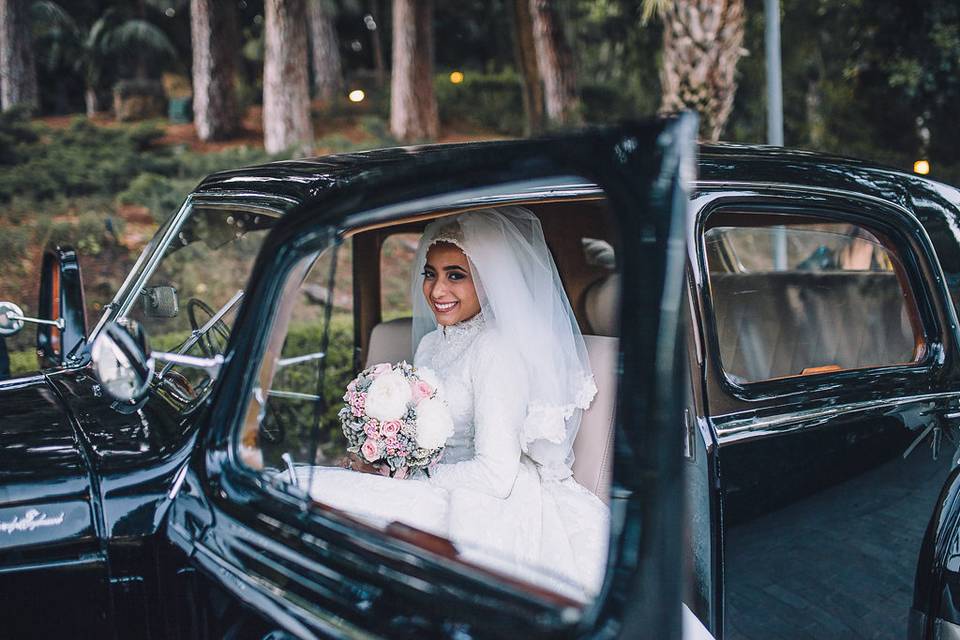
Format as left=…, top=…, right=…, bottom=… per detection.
left=704, top=221, right=923, bottom=383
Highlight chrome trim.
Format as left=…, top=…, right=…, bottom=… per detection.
left=153, top=352, right=224, bottom=378
left=192, top=540, right=376, bottom=640
left=158, top=289, right=244, bottom=378
left=0, top=554, right=105, bottom=575
left=266, top=389, right=322, bottom=401
left=168, top=463, right=190, bottom=500
left=715, top=391, right=960, bottom=443
left=935, top=617, right=960, bottom=640
left=276, top=351, right=325, bottom=368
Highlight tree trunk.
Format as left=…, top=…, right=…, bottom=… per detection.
left=307, top=0, right=343, bottom=105
left=389, top=0, right=438, bottom=142
left=512, top=0, right=544, bottom=136
left=263, top=0, right=314, bottom=155
left=529, top=0, right=580, bottom=127
left=84, top=86, right=97, bottom=117
left=0, top=0, right=38, bottom=112
left=191, top=0, right=241, bottom=141
left=659, top=0, right=745, bottom=142
left=368, top=0, right=386, bottom=88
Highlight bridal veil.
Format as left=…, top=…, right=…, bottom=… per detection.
left=410, top=206, right=597, bottom=480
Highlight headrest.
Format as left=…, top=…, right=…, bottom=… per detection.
left=584, top=273, right=620, bottom=337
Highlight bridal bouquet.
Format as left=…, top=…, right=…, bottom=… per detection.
left=339, top=362, right=453, bottom=478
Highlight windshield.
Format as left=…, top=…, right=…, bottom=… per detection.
left=108, top=198, right=283, bottom=402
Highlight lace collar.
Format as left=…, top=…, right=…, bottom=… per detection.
left=439, top=312, right=486, bottom=341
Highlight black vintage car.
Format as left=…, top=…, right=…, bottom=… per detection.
left=2, top=116, right=960, bottom=640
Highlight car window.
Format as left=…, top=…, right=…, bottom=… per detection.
left=122, top=204, right=275, bottom=402
left=237, top=203, right=622, bottom=606
left=380, top=232, right=418, bottom=319
left=704, top=221, right=923, bottom=383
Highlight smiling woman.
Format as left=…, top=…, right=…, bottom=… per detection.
left=238, top=196, right=622, bottom=603
left=421, top=241, right=482, bottom=324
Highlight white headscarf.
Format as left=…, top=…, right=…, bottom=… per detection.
left=410, top=206, right=597, bottom=480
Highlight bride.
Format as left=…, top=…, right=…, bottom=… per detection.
left=309, top=206, right=609, bottom=600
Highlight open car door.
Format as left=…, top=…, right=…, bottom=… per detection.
left=161, top=117, right=697, bottom=639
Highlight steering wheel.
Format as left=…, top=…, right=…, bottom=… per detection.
left=187, top=297, right=231, bottom=357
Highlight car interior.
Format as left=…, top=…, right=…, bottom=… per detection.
left=234, top=194, right=623, bottom=602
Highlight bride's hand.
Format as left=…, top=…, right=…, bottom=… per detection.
left=338, top=453, right=383, bottom=475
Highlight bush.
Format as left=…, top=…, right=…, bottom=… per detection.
left=117, top=172, right=196, bottom=224
left=36, top=211, right=121, bottom=257
left=8, top=349, right=35, bottom=377
left=435, top=70, right=526, bottom=136
left=434, top=71, right=643, bottom=136
left=0, top=107, right=38, bottom=165
left=0, top=117, right=174, bottom=203
left=264, top=315, right=356, bottom=463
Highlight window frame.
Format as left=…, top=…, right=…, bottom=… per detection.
left=695, top=193, right=948, bottom=403
left=220, top=183, right=622, bottom=630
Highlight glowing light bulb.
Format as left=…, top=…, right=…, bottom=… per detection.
left=449, top=71, right=464, bottom=84
left=914, top=160, right=931, bottom=175
left=348, top=90, right=365, bottom=103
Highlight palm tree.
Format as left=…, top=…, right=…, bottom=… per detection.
left=644, top=0, right=746, bottom=141
left=32, top=3, right=176, bottom=116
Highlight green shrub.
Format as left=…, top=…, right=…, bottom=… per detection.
left=434, top=71, right=654, bottom=136
left=8, top=349, right=36, bottom=377
left=263, top=315, right=356, bottom=462
left=0, top=224, right=32, bottom=265
left=435, top=70, right=526, bottom=136
left=0, top=107, right=38, bottom=165
left=117, top=172, right=196, bottom=223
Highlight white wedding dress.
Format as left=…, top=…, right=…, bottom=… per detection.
left=306, top=313, right=609, bottom=601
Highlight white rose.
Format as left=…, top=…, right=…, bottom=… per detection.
left=415, top=398, right=454, bottom=450
left=365, top=370, right=412, bottom=421
left=416, top=366, right=444, bottom=400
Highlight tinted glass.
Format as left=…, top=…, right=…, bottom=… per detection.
left=704, top=223, right=922, bottom=383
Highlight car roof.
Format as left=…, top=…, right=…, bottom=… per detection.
left=192, top=137, right=960, bottom=218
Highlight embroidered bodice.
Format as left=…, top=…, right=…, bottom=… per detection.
left=414, top=312, right=529, bottom=498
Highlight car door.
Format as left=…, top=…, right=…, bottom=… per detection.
left=0, top=247, right=110, bottom=637
left=692, top=186, right=959, bottom=640
left=157, top=118, right=697, bottom=639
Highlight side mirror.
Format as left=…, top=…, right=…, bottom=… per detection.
left=91, top=321, right=153, bottom=403
left=0, top=301, right=27, bottom=336
left=37, top=246, right=88, bottom=369
left=140, top=286, right=179, bottom=318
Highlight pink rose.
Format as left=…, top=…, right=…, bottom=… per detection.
left=411, top=380, right=433, bottom=403
left=372, top=363, right=392, bottom=377
left=360, top=438, right=381, bottom=462
left=380, top=420, right=401, bottom=437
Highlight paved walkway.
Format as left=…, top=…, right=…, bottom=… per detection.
left=725, top=448, right=952, bottom=639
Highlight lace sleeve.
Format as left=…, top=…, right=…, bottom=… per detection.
left=428, top=331, right=528, bottom=498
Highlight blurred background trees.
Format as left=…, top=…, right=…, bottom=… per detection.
left=0, top=0, right=958, bottom=374
left=2, top=0, right=956, bottom=178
